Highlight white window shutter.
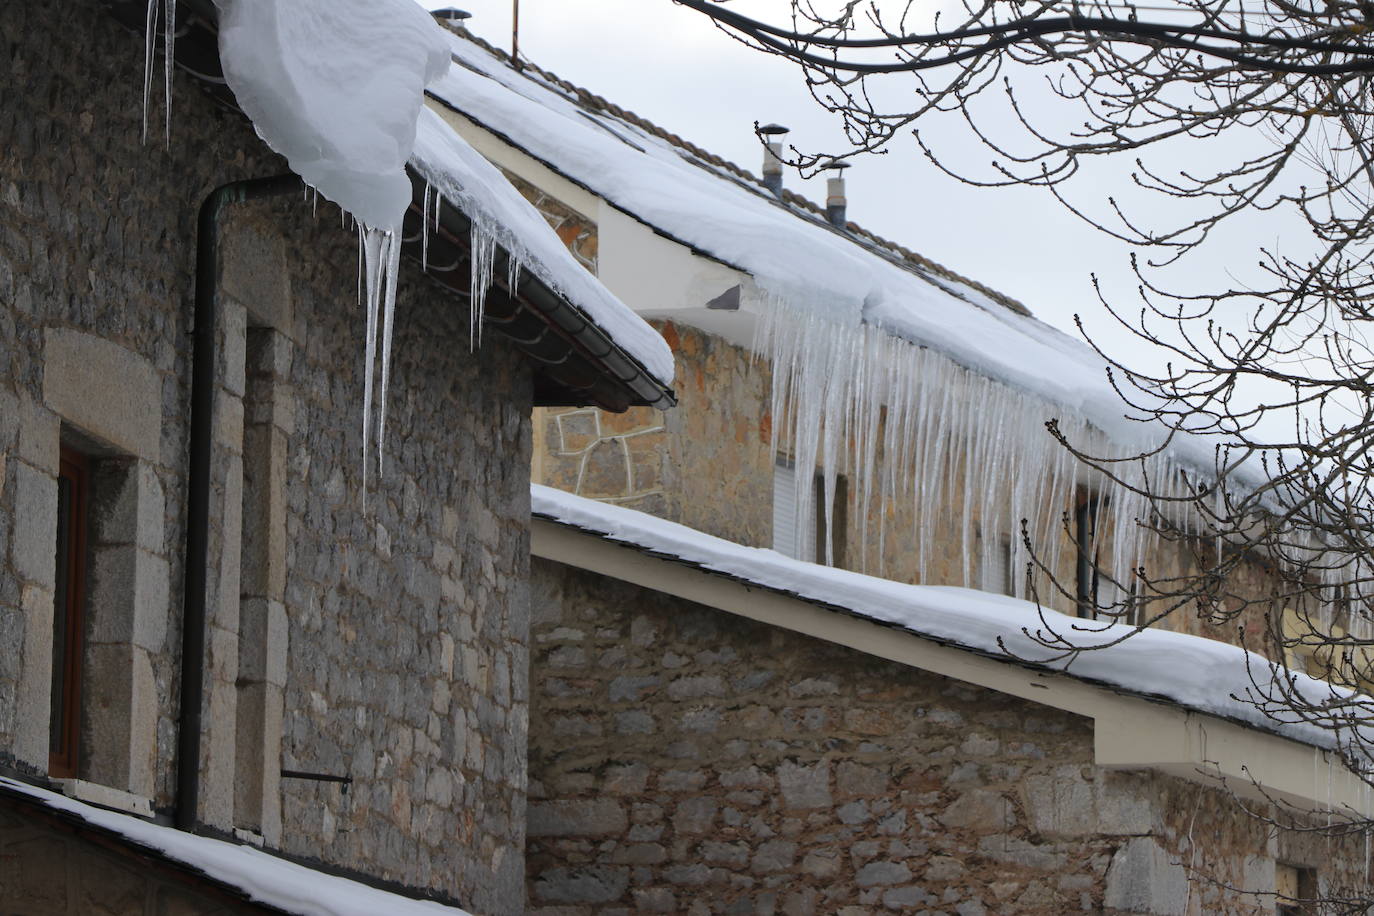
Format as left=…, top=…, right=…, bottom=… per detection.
left=773, top=460, right=815, bottom=560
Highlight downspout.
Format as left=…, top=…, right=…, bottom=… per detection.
left=177, top=174, right=299, bottom=832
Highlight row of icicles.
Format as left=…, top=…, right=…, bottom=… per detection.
left=756, top=301, right=1200, bottom=616
left=757, top=301, right=1374, bottom=636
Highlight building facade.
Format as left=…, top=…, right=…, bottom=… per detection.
left=425, top=27, right=1374, bottom=915
left=0, top=2, right=670, bottom=913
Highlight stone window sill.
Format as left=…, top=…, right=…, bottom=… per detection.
left=56, top=778, right=153, bottom=818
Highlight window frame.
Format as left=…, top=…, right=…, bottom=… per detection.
left=49, top=446, right=90, bottom=779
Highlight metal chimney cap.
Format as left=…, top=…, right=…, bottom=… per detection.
left=758, top=123, right=791, bottom=136
left=822, top=160, right=851, bottom=170
left=432, top=8, right=472, bottom=22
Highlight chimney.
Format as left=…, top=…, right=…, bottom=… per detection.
left=431, top=8, right=472, bottom=27
left=824, top=161, right=850, bottom=229
left=759, top=123, right=789, bottom=196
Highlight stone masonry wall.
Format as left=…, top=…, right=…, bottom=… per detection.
left=538, top=321, right=774, bottom=548
left=527, top=558, right=1367, bottom=914
left=1, top=3, right=531, bottom=912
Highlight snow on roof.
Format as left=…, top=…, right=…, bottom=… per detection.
left=215, top=0, right=451, bottom=230
left=0, top=777, right=470, bottom=916
left=533, top=484, right=1353, bottom=752
left=204, top=3, right=672, bottom=386
left=410, top=108, right=676, bottom=385
left=429, top=34, right=1156, bottom=447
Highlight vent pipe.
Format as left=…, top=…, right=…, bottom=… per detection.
left=759, top=123, right=789, bottom=196
left=431, top=8, right=472, bottom=26
left=824, top=161, right=850, bottom=229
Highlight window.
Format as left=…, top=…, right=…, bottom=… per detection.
left=49, top=447, right=89, bottom=778
left=773, top=458, right=814, bottom=561
left=1075, top=489, right=1104, bottom=618
left=980, top=531, right=1014, bottom=596
left=1276, top=861, right=1316, bottom=914
left=772, top=457, right=846, bottom=566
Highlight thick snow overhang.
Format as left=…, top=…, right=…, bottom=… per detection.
left=0, top=777, right=473, bottom=915
left=99, top=0, right=675, bottom=412
left=531, top=485, right=1374, bottom=819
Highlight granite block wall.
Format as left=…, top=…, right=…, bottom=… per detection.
left=526, top=558, right=1368, bottom=914
left=1, top=2, right=533, bottom=910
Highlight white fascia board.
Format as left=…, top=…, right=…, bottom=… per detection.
left=595, top=206, right=750, bottom=328
left=423, top=99, right=756, bottom=342
left=425, top=100, right=601, bottom=220
left=532, top=517, right=1373, bottom=819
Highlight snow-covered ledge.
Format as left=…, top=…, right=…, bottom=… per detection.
left=531, top=485, right=1374, bottom=819
left=56, top=779, right=153, bottom=818
left=0, top=777, right=473, bottom=915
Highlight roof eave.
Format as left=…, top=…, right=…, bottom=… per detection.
left=101, top=0, right=674, bottom=412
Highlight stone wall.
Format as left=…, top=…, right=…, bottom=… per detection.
left=526, top=558, right=1367, bottom=914
left=537, top=321, right=774, bottom=547
left=1, top=2, right=531, bottom=911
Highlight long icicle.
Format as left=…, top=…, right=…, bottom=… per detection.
left=377, top=231, right=402, bottom=477
left=360, top=226, right=385, bottom=503
left=162, top=0, right=174, bottom=145
left=142, top=0, right=158, bottom=144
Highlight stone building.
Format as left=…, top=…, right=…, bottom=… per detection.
left=0, top=1, right=672, bottom=913
left=4, top=2, right=1372, bottom=914
left=422, top=27, right=1374, bottom=915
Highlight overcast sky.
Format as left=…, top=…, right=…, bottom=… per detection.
left=426, top=0, right=1306, bottom=372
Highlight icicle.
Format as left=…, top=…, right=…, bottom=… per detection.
left=754, top=300, right=1198, bottom=613
left=140, top=0, right=174, bottom=145
left=469, top=222, right=498, bottom=348
left=360, top=227, right=385, bottom=500
left=421, top=181, right=433, bottom=272
left=163, top=0, right=174, bottom=145
left=353, top=224, right=405, bottom=495
left=376, top=231, right=402, bottom=476
left=142, top=0, right=158, bottom=144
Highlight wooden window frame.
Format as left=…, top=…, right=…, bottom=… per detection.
left=813, top=472, right=847, bottom=569
left=1075, top=488, right=1104, bottom=619
left=49, top=446, right=89, bottom=779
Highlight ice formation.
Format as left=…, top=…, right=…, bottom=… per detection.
left=431, top=32, right=1240, bottom=602
left=209, top=0, right=453, bottom=480
left=756, top=301, right=1197, bottom=603
left=142, top=0, right=174, bottom=144
left=139, top=8, right=674, bottom=486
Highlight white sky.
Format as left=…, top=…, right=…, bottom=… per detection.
left=425, top=0, right=1307, bottom=374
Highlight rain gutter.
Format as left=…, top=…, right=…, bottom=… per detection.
left=177, top=174, right=301, bottom=833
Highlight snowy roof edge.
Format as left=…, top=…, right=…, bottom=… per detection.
left=530, top=484, right=1361, bottom=755
left=408, top=109, right=678, bottom=392
left=438, top=25, right=1034, bottom=320
left=0, top=777, right=472, bottom=916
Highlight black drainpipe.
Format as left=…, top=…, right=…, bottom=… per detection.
left=177, top=174, right=300, bottom=833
